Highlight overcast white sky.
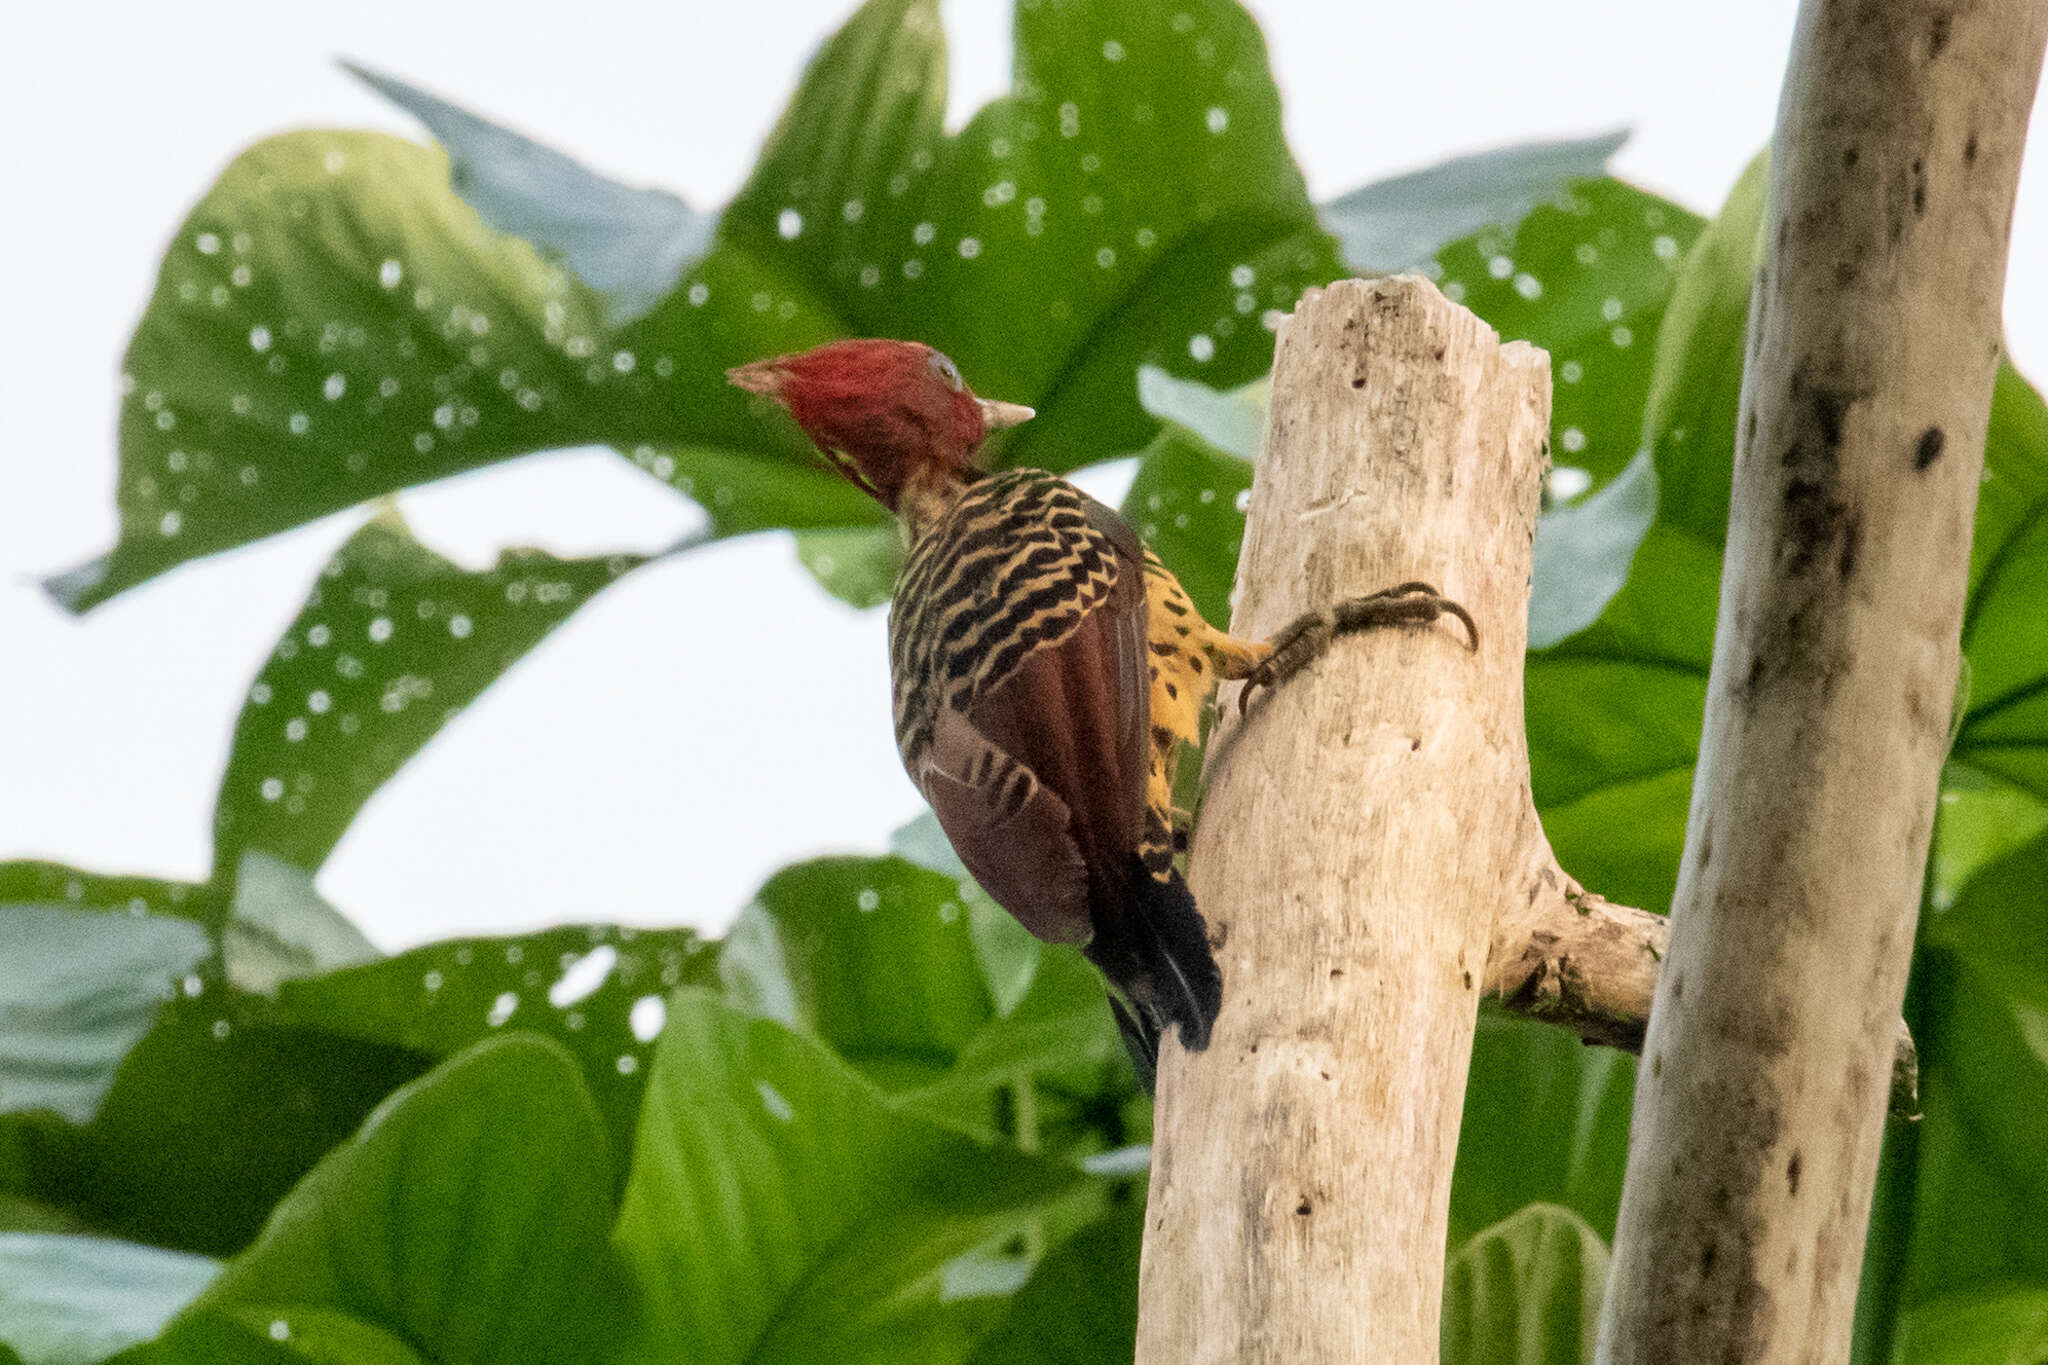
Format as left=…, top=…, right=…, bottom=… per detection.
left=2, top=1, right=2043, bottom=949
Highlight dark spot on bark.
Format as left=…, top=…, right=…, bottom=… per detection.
left=1320, top=1069, right=1332, bottom=1081
left=1776, top=215, right=1790, bottom=254
left=1929, top=10, right=1951, bottom=54
left=1701, top=1242, right=1718, bottom=1277
left=1745, top=411, right=1758, bottom=451
left=1433, top=346, right=1446, bottom=362
left=1296, top=1199, right=1313, bottom=1216
left=1787, top=1150, right=1803, bottom=1196
left=1811, top=386, right=1850, bottom=449
left=1783, top=476, right=1849, bottom=577
left=1351, top=376, right=1365, bottom=389
left=1410, top=736, right=1421, bottom=751
left=1842, top=145, right=1860, bottom=170
left=1836, top=259, right=1859, bottom=288
left=1698, top=820, right=1714, bottom=869
left=1209, top=922, right=1229, bottom=950
left=1329, top=967, right=1342, bottom=979
left=1915, top=426, right=1946, bottom=470
left=1462, top=970, right=1473, bottom=990
left=1249, top=1040, right=1259, bottom=1053
left=1838, top=512, right=1861, bottom=581
left=1652, top=1053, right=1663, bottom=1078
left=1965, top=132, right=1979, bottom=165
left=1914, top=181, right=1927, bottom=217
left=1747, top=652, right=1769, bottom=695
left=1672, top=973, right=1685, bottom=1003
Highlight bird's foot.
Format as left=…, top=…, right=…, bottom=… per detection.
left=1238, top=581, right=1478, bottom=716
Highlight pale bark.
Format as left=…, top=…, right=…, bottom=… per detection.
left=1488, top=857, right=1918, bottom=1117
left=1135, top=276, right=1549, bottom=1363
left=1596, top=0, right=2048, bottom=1360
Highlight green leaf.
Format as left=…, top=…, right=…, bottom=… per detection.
left=32, top=988, right=426, bottom=1256
left=212, top=516, right=642, bottom=876
left=48, top=130, right=641, bottom=611
left=1119, top=429, right=1251, bottom=624
left=0, top=866, right=212, bottom=927
left=1441, top=177, right=1704, bottom=485
left=1528, top=452, right=1658, bottom=649
left=278, top=922, right=716, bottom=1169
left=1441, top=1205, right=1609, bottom=1365
left=1906, top=830, right=2048, bottom=1300
left=118, top=1307, right=423, bottom=1365
left=0, top=904, right=208, bottom=1124
left=344, top=61, right=715, bottom=325
left=221, top=853, right=379, bottom=995
left=1451, top=1014, right=1636, bottom=1246
left=64, top=0, right=1340, bottom=612
left=156, top=1034, right=632, bottom=1364
left=1136, top=364, right=1265, bottom=460
left=964, top=1202, right=1143, bottom=1365
left=1896, top=1285, right=2048, bottom=1364
left=0, top=1234, right=218, bottom=1365
left=1321, top=130, right=1629, bottom=273
left=612, top=990, right=1083, bottom=1365
left=1956, top=362, right=2048, bottom=802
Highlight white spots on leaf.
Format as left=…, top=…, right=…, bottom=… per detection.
left=1561, top=360, right=1584, bottom=384
left=448, top=614, right=473, bottom=639
left=285, top=717, right=308, bottom=742
left=288, top=412, right=309, bottom=435
left=958, top=237, right=981, bottom=259
left=1096, top=246, right=1116, bottom=269
left=1102, top=38, right=1125, bottom=61
left=1487, top=255, right=1513, bottom=280
left=158, top=511, right=182, bottom=537
left=1552, top=467, right=1594, bottom=500
left=858, top=264, right=880, bottom=288
left=613, top=350, right=635, bottom=374
left=548, top=944, right=617, bottom=1008
left=1230, top=264, right=1256, bottom=288
left=1058, top=103, right=1081, bottom=138
left=629, top=995, right=667, bottom=1043
left=367, top=616, right=393, bottom=643
left=231, top=265, right=252, bottom=288
left=306, top=624, right=331, bottom=648
left=983, top=180, right=1016, bottom=207
left=1188, top=334, right=1215, bottom=362
left=1234, top=488, right=1252, bottom=513
left=1575, top=243, right=1599, bottom=265
left=249, top=682, right=273, bottom=706
left=1653, top=234, right=1679, bottom=261
left=842, top=198, right=864, bottom=223
left=249, top=325, right=272, bottom=352
left=1081, top=194, right=1104, bottom=216
left=379, top=259, right=403, bottom=289
left=1206, top=106, right=1229, bottom=134
left=758, top=1081, right=794, bottom=1122
left=1601, top=296, right=1624, bottom=322
left=1610, top=325, right=1634, bottom=348
left=616, top=1054, right=639, bottom=1075
left=777, top=208, right=803, bottom=240
left=487, top=991, right=518, bottom=1027
left=1514, top=272, right=1542, bottom=300
left=1561, top=426, right=1587, bottom=454
left=913, top=221, right=936, bottom=246
left=212, top=1019, right=231, bottom=1040
left=902, top=259, right=924, bottom=280
left=196, top=232, right=221, bottom=255
left=323, top=374, right=346, bottom=401
left=307, top=690, right=331, bottom=714
left=260, top=777, right=284, bottom=802
left=856, top=888, right=881, bottom=912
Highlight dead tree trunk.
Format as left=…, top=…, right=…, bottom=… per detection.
left=1134, top=276, right=1550, bottom=1362
left=1596, top=1, right=2048, bottom=1360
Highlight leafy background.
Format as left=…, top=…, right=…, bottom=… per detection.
left=4, top=0, right=2046, bottom=1361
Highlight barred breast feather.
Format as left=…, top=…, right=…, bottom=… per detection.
left=888, top=467, right=1221, bottom=1071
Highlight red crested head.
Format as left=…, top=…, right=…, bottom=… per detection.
left=727, top=339, right=1033, bottom=512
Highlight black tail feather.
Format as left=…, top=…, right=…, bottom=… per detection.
left=1088, top=858, right=1223, bottom=1092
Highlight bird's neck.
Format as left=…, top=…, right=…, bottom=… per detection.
left=895, top=465, right=973, bottom=542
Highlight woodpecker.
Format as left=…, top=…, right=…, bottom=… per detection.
left=729, top=339, right=1475, bottom=1084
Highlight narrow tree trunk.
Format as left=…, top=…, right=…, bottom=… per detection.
left=1597, top=1, right=2047, bottom=1359
left=1135, top=276, right=1550, bottom=1362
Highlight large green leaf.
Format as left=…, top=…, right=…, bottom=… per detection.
left=1437, top=178, right=1703, bottom=486
left=963, top=1202, right=1143, bottom=1365
left=612, top=990, right=1083, bottom=1365
left=60, top=0, right=1339, bottom=612
left=1451, top=1014, right=1635, bottom=1247
left=0, top=1234, right=218, bottom=1365
left=135, top=1035, right=632, bottom=1365
left=1896, top=1285, right=2048, bottom=1364
left=1320, top=132, right=1629, bottom=275
left=1903, top=831, right=2048, bottom=1302
left=344, top=61, right=715, bottom=326
left=212, top=515, right=643, bottom=876
left=1441, top=1205, right=1609, bottom=1365
left=278, top=922, right=716, bottom=1168
left=0, top=898, right=208, bottom=1125
left=16, top=988, right=425, bottom=1257
left=721, top=855, right=1136, bottom=1147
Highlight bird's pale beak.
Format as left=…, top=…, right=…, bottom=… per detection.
left=726, top=358, right=790, bottom=399
left=978, top=397, right=1035, bottom=432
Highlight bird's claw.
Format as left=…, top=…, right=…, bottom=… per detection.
left=1236, top=581, right=1479, bottom=718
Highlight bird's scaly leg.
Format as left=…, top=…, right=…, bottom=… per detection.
left=1226, top=581, right=1478, bottom=716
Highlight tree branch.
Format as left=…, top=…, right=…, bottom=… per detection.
left=1596, top=2, right=2047, bottom=1359
left=1136, top=276, right=1550, bottom=1362
left=1486, top=855, right=1918, bottom=1116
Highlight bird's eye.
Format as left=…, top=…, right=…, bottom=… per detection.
left=928, top=351, right=964, bottom=392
